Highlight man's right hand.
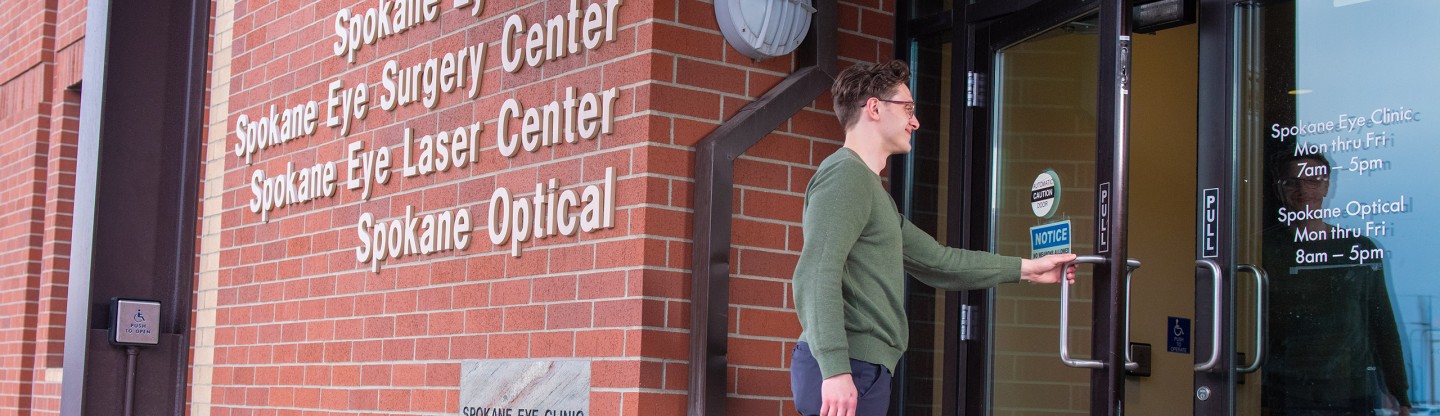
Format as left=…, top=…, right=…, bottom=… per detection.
left=819, top=373, right=857, bottom=416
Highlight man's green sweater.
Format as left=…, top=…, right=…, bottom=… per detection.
left=794, top=148, right=1021, bottom=378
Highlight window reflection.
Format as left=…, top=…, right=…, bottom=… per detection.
left=1246, top=1, right=1440, bottom=414
left=1261, top=152, right=1409, bottom=414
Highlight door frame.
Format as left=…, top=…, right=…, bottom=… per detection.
left=1194, top=0, right=1240, bottom=413
left=957, top=0, right=1134, bottom=414
left=897, top=0, right=1243, bottom=414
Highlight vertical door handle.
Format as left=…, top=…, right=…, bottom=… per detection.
left=1059, top=255, right=1141, bottom=370
left=1235, top=264, right=1268, bottom=373
left=1194, top=259, right=1224, bottom=372
left=1122, top=259, right=1141, bottom=371
left=1060, top=255, right=1106, bottom=368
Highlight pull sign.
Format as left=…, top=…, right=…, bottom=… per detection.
left=1201, top=188, right=1220, bottom=258
left=111, top=298, right=161, bottom=346
left=1097, top=182, right=1111, bottom=253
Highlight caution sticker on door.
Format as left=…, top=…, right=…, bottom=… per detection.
left=1167, top=316, right=1191, bottom=354
left=1029, top=220, right=1072, bottom=259
left=1030, top=169, right=1062, bottom=218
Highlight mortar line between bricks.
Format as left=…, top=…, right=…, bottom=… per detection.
left=199, top=354, right=681, bottom=368
left=206, top=274, right=699, bottom=309
left=211, top=230, right=683, bottom=272
left=210, top=215, right=688, bottom=257
left=209, top=293, right=699, bottom=320
left=647, top=50, right=790, bottom=78
left=733, top=185, right=805, bottom=198
left=730, top=214, right=800, bottom=227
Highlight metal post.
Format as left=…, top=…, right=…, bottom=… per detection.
left=123, top=347, right=138, bottom=416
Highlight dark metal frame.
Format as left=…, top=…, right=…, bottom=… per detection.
left=1194, top=0, right=1241, bottom=413
left=684, top=3, right=837, bottom=415
left=952, top=13, right=990, bottom=415
left=897, top=1, right=1120, bottom=414
left=902, top=0, right=1246, bottom=415
left=61, top=0, right=209, bottom=414
left=891, top=8, right=950, bottom=416
left=960, top=1, right=1248, bottom=415
left=958, top=1, right=1137, bottom=415
left=893, top=2, right=1118, bottom=414
left=1094, top=3, right=1135, bottom=414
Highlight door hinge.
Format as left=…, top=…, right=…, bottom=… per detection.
left=965, top=71, right=985, bottom=107
left=959, top=304, right=977, bottom=341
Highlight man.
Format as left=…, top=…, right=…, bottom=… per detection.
left=1261, top=152, right=1409, bottom=416
left=789, top=60, right=1078, bottom=416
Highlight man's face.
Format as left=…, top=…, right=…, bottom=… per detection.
left=1278, top=157, right=1330, bottom=210
left=874, top=85, right=920, bottom=154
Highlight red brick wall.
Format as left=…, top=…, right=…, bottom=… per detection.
left=0, top=1, right=47, bottom=84
left=0, top=65, right=47, bottom=416
left=0, top=0, right=84, bottom=414
left=650, top=1, right=895, bottom=414
left=208, top=1, right=893, bottom=416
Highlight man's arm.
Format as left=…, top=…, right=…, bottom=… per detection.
left=899, top=219, right=1075, bottom=289
left=792, top=162, right=871, bottom=379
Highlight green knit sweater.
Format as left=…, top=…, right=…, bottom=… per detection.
left=794, top=148, right=1021, bottom=378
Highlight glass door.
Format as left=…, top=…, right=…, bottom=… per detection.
left=966, top=1, right=1147, bottom=415
left=1231, top=1, right=1440, bottom=415
left=982, top=10, right=1106, bottom=415
left=963, top=0, right=1216, bottom=415
left=961, top=1, right=1440, bottom=415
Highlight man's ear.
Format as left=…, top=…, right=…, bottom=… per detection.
left=864, top=97, right=881, bottom=121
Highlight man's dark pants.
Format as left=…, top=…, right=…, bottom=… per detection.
left=790, top=342, right=893, bottom=416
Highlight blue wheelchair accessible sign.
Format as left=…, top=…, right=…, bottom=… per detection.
left=1167, top=316, right=1190, bottom=354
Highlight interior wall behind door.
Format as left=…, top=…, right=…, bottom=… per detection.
left=1122, top=24, right=1199, bottom=416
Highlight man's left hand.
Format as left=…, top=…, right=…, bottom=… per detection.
left=1020, top=253, right=1077, bottom=284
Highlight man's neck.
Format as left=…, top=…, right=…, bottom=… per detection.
left=843, top=132, right=889, bottom=175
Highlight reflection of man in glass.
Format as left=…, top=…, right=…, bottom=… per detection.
left=1262, top=153, right=1410, bottom=415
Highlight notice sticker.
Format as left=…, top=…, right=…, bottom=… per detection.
left=1031, top=169, right=1062, bottom=218
left=1030, top=220, right=1073, bottom=259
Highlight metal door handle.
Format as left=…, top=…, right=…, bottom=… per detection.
left=1195, top=259, right=1223, bottom=372
left=1235, top=264, right=1268, bottom=373
left=1122, top=259, right=1141, bottom=371
left=1060, top=255, right=1105, bottom=368
left=1059, top=255, right=1141, bottom=370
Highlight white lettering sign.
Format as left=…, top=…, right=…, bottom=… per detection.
left=232, top=0, right=632, bottom=271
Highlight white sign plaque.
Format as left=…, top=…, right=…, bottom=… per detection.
left=460, top=360, right=589, bottom=416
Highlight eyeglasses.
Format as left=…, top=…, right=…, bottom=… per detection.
left=876, top=98, right=915, bottom=118
left=1277, top=177, right=1329, bottom=189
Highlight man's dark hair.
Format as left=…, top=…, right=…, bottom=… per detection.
left=832, top=60, right=911, bottom=131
